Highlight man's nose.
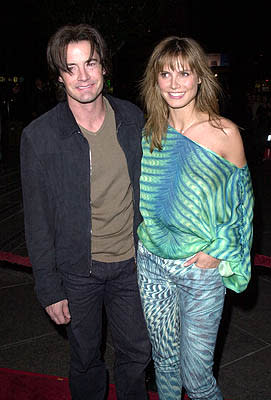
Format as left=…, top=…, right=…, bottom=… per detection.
left=78, top=66, right=89, bottom=81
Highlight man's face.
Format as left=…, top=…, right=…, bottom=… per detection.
left=59, top=40, right=105, bottom=106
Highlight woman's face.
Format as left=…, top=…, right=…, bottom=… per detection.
left=157, top=58, right=201, bottom=110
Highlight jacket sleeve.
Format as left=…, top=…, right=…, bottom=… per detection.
left=20, top=130, right=66, bottom=308
left=133, top=111, right=144, bottom=247
left=203, top=166, right=254, bottom=293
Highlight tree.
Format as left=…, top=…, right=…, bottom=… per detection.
left=30, top=0, right=163, bottom=55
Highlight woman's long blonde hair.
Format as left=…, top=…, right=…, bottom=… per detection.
left=140, top=36, right=223, bottom=152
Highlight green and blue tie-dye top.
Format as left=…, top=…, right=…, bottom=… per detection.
left=138, top=125, right=254, bottom=293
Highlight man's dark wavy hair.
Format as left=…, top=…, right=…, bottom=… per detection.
left=47, top=23, right=111, bottom=83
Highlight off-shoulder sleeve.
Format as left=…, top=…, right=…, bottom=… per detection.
left=203, top=166, right=254, bottom=293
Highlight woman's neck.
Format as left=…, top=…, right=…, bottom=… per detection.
left=168, top=107, right=201, bottom=134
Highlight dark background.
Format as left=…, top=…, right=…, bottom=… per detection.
left=0, top=0, right=270, bottom=119
left=1, top=1, right=269, bottom=78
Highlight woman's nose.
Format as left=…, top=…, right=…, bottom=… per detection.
left=170, top=74, right=181, bottom=89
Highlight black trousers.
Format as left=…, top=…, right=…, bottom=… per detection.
left=63, top=258, right=151, bottom=400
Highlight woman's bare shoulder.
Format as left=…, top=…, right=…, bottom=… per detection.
left=219, top=117, right=239, bottom=134
left=216, top=117, right=247, bottom=168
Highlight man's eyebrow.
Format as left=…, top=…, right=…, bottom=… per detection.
left=87, top=57, right=99, bottom=62
left=66, top=58, right=98, bottom=66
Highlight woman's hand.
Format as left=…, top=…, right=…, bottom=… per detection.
left=183, top=251, right=220, bottom=269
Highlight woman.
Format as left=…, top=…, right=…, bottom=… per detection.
left=137, top=36, right=254, bottom=400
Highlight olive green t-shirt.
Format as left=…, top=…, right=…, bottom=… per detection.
left=80, top=97, right=134, bottom=262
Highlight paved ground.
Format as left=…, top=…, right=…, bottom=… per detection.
left=0, top=147, right=271, bottom=400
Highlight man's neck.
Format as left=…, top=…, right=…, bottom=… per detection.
left=68, top=95, right=106, bottom=133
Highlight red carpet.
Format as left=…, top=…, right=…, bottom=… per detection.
left=253, top=253, right=271, bottom=268
left=1, top=251, right=271, bottom=268
left=0, top=368, right=166, bottom=400
left=0, top=252, right=32, bottom=267
left=0, top=368, right=232, bottom=400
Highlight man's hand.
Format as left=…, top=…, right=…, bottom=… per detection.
left=183, top=251, right=220, bottom=269
left=45, top=299, right=71, bottom=325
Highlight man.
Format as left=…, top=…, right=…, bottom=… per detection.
left=20, top=24, right=151, bottom=400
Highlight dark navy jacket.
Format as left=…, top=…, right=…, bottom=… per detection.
left=20, top=95, right=144, bottom=308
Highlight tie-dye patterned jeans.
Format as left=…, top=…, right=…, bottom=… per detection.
left=137, top=241, right=225, bottom=400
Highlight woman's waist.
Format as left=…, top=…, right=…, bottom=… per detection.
left=137, top=229, right=210, bottom=260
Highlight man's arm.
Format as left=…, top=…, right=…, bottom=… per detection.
left=20, top=129, right=67, bottom=309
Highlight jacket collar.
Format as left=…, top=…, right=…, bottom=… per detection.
left=105, top=94, right=123, bottom=129
left=56, top=101, right=80, bottom=139
left=56, top=95, right=123, bottom=139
